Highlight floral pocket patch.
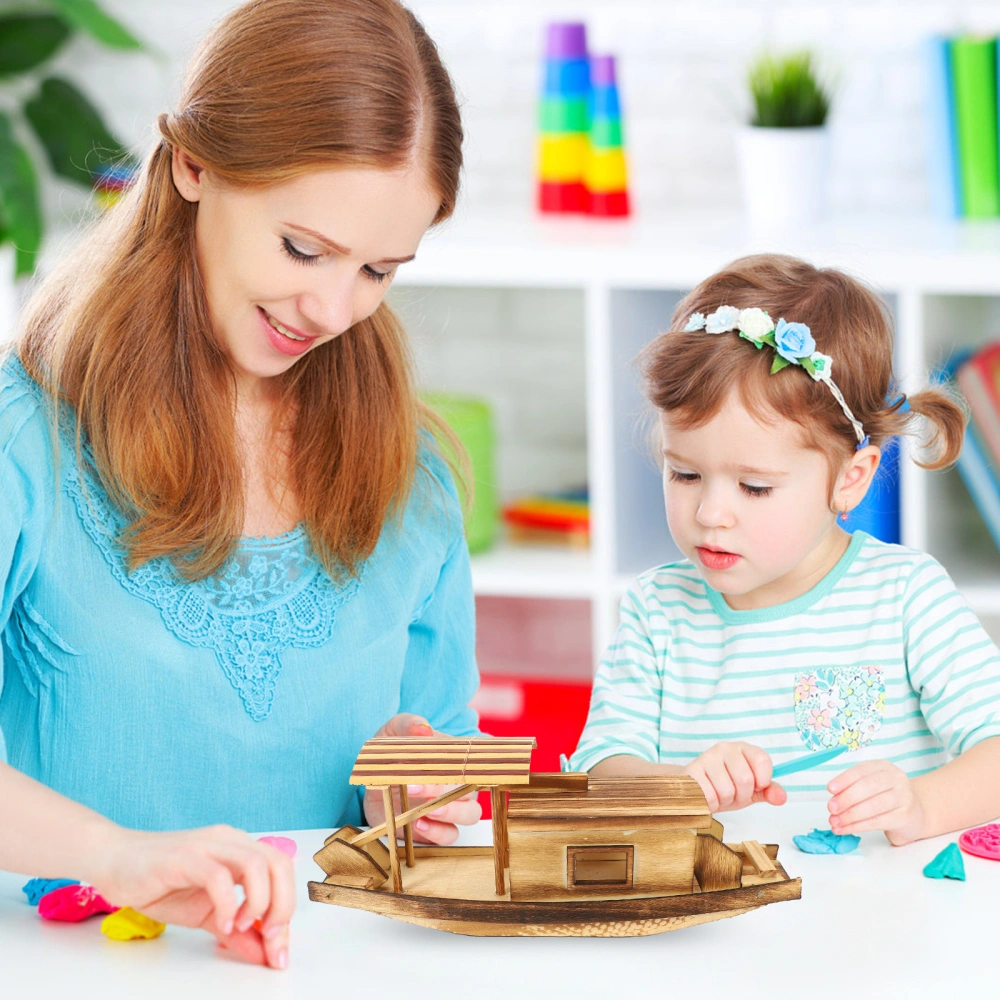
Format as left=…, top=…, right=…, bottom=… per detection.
left=793, top=665, right=886, bottom=752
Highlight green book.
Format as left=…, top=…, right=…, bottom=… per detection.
left=951, top=36, right=999, bottom=217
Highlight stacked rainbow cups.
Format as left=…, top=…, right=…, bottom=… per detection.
left=537, top=23, right=630, bottom=217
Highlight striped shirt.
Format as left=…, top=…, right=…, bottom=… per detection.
left=570, top=531, right=1000, bottom=795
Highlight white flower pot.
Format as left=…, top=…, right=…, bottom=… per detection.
left=735, top=125, right=829, bottom=228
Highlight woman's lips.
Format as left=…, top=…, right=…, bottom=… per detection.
left=257, top=306, right=316, bottom=357
left=696, top=546, right=741, bottom=571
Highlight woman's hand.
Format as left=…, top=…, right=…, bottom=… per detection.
left=85, top=824, right=294, bottom=970
left=362, top=713, right=482, bottom=845
left=827, top=760, right=927, bottom=845
left=683, top=742, right=787, bottom=812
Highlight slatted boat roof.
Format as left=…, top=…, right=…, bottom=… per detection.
left=349, top=737, right=537, bottom=786
left=507, top=774, right=712, bottom=827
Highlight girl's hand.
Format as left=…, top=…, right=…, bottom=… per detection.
left=362, top=713, right=482, bottom=845
left=85, top=824, right=294, bottom=970
left=683, top=742, right=787, bottom=812
left=827, top=760, right=927, bottom=845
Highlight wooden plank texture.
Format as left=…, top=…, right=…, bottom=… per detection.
left=350, top=737, right=536, bottom=786
left=741, top=840, right=777, bottom=875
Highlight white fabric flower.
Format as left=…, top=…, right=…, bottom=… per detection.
left=808, top=352, right=833, bottom=382
left=737, top=307, right=773, bottom=341
left=704, top=305, right=741, bottom=334
left=684, top=312, right=706, bottom=332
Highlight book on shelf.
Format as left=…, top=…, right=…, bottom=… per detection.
left=950, top=36, right=1000, bottom=217
left=952, top=346, right=1000, bottom=552
left=956, top=342, right=1000, bottom=469
left=954, top=419, right=1000, bottom=552
left=924, top=36, right=963, bottom=218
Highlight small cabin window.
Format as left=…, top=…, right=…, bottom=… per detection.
left=568, top=846, right=634, bottom=887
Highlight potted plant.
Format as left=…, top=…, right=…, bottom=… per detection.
left=0, top=1, right=140, bottom=339
left=736, top=51, right=832, bottom=227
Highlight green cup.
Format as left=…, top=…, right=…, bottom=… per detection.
left=422, top=392, right=498, bottom=554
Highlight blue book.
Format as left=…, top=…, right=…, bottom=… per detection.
left=924, top=36, right=962, bottom=218
left=955, top=419, right=1000, bottom=552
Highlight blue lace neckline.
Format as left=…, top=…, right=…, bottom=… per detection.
left=7, top=357, right=359, bottom=721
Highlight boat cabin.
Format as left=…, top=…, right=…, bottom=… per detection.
left=507, top=774, right=716, bottom=901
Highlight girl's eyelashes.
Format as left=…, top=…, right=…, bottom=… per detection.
left=280, top=237, right=391, bottom=284
left=668, top=469, right=772, bottom=498
left=669, top=470, right=699, bottom=484
left=361, top=265, right=390, bottom=284
left=280, top=237, right=320, bottom=265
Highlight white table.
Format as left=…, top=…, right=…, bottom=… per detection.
left=1, top=803, right=997, bottom=1000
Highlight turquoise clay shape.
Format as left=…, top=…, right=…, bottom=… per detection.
left=792, top=828, right=861, bottom=854
left=923, top=843, right=966, bottom=881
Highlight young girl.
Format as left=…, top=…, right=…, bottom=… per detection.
left=570, top=254, right=1000, bottom=845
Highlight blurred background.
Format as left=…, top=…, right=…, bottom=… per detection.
left=5, top=0, right=1000, bottom=769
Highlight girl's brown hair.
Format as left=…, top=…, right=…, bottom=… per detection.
left=640, top=254, right=965, bottom=491
left=17, top=0, right=463, bottom=581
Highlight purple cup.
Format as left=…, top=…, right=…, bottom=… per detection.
left=590, top=55, right=617, bottom=87
left=545, top=22, right=588, bottom=60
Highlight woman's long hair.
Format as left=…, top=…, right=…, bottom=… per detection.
left=17, top=0, right=464, bottom=581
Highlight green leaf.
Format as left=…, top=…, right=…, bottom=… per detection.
left=24, top=76, right=131, bottom=186
left=760, top=331, right=777, bottom=347
left=0, top=14, right=71, bottom=75
left=800, top=356, right=817, bottom=376
left=747, top=51, right=830, bottom=128
left=0, top=114, right=43, bottom=277
left=770, top=355, right=791, bottom=374
left=48, top=0, right=142, bottom=51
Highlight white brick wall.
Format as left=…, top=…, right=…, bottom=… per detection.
left=57, top=0, right=1000, bottom=219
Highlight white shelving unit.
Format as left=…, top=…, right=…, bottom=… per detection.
left=392, top=207, right=1000, bottom=665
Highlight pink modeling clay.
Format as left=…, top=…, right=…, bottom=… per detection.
left=257, top=835, right=297, bottom=858
left=958, top=823, right=1000, bottom=861
left=38, top=884, right=118, bottom=922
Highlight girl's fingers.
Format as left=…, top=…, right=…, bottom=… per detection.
left=753, top=782, right=787, bottom=806
left=832, top=804, right=907, bottom=836
left=686, top=766, right=719, bottom=811
left=262, top=922, right=290, bottom=971
left=190, top=858, right=239, bottom=937
left=743, top=746, right=775, bottom=789
left=425, top=797, right=482, bottom=826
left=831, top=788, right=899, bottom=830
left=827, top=760, right=888, bottom=795
left=829, top=772, right=893, bottom=815
left=231, top=850, right=272, bottom=933
left=258, top=849, right=296, bottom=937
left=412, top=817, right=459, bottom=845
left=723, top=755, right=756, bottom=806
left=705, top=762, right=736, bottom=810
left=215, top=929, right=267, bottom=967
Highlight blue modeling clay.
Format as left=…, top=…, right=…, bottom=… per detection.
left=22, top=878, right=80, bottom=906
left=923, top=843, right=966, bottom=881
left=792, top=828, right=861, bottom=855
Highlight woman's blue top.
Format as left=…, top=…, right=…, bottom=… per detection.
left=0, top=355, right=479, bottom=832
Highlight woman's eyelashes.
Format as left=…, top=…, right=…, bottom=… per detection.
left=280, top=237, right=391, bottom=283
left=668, top=469, right=772, bottom=499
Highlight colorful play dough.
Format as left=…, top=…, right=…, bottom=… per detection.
left=22, top=878, right=79, bottom=906
left=257, top=835, right=297, bottom=858
left=38, top=884, right=118, bottom=922
left=101, top=907, right=166, bottom=941
left=923, top=843, right=966, bottom=881
left=958, top=822, right=1000, bottom=861
left=792, top=828, right=861, bottom=855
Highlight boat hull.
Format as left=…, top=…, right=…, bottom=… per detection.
left=307, top=875, right=801, bottom=938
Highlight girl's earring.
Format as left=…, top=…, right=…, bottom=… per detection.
left=839, top=503, right=849, bottom=522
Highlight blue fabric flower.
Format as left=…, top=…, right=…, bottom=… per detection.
left=774, top=318, right=816, bottom=362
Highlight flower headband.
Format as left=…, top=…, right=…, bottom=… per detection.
left=684, top=306, right=869, bottom=449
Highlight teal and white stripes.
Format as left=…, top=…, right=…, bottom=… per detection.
left=570, top=532, right=1000, bottom=796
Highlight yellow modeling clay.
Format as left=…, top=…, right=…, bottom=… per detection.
left=100, top=907, right=166, bottom=941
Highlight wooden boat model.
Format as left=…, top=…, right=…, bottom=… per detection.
left=308, top=736, right=801, bottom=937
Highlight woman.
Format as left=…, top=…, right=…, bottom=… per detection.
left=1, top=0, right=481, bottom=965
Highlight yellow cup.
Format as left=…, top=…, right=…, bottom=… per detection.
left=584, top=147, right=628, bottom=193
